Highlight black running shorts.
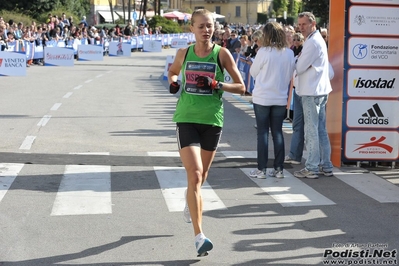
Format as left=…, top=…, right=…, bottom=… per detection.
left=176, top=123, right=222, bottom=151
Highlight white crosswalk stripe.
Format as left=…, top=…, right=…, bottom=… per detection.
left=154, top=166, right=227, bottom=212
left=51, top=152, right=112, bottom=216
left=1, top=151, right=398, bottom=217
left=0, top=163, right=25, bottom=203
left=241, top=168, right=336, bottom=207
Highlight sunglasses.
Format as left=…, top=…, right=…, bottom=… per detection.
left=293, top=39, right=301, bottom=41
left=322, top=35, right=327, bottom=38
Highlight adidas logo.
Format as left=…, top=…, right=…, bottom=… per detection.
left=358, top=103, right=389, bottom=125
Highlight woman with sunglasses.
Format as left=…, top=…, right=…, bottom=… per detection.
left=292, top=32, right=304, bottom=56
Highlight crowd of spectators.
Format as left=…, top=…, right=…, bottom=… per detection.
left=212, top=22, right=328, bottom=60
left=0, top=13, right=163, bottom=64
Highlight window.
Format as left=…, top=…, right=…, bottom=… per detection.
left=194, top=6, right=204, bottom=10
left=235, top=6, right=241, bottom=17
left=215, top=6, right=221, bottom=14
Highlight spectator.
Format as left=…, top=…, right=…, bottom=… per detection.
left=62, top=13, right=70, bottom=27
left=68, top=16, right=74, bottom=28
left=284, top=25, right=295, bottom=49
left=226, top=30, right=240, bottom=54
left=320, top=27, right=328, bottom=47
left=245, top=30, right=262, bottom=58
left=249, top=22, right=296, bottom=179
left=293, top=12, right=334, bottom=179
left=292, top=32, right=304, bottom=56
left=238, top=35, right=249, bottom=56
left=81, top=16, right=88, bottom=28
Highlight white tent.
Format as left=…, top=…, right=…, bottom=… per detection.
left=98, top=11, right=120, bottom=23
left=212, top=12, right=225, bottom=20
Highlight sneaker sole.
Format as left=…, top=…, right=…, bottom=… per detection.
left=197, top=239, right=213, bottom=256
left=284, top=160, right=301, bottom=165
left=294, top=173, right=318, bottom=179
left=323, top=172, right=334, bottom=177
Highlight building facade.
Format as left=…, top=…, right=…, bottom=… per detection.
left=179, top=0, right=273, bottom=25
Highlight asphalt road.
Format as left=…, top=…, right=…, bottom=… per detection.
left=0, top=49, right=398, bottom=266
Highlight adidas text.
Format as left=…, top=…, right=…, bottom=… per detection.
left=358, top=117, right=389, bottom=125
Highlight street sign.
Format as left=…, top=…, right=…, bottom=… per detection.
left=132, top=11, right=137, bottom=20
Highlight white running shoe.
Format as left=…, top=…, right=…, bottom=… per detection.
left=183, top=189, right=191, bottom=223
left=195, top=235, right=213, bottom=257
left=268, top=169, right=284, bottom=178
left=249, top=169, right=266, bottom=179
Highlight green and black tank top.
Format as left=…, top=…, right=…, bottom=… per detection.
left=173, top=44, right=225, bottom=127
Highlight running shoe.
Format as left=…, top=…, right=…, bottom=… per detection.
left=249, top=169, right=266, bottom=179
left=268, top=169, right=284, bottom=178
left=195, top=236, right=213, bottom=257
left=294, top=168, right=318, bottom=179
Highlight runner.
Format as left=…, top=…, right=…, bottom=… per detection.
left=167, top=8, right=245, bottom=257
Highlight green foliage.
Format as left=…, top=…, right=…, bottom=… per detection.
left=273, top=0, right=289, bottom=17
left=301, top=0, right=330, bottom=26
left=0, top=0, right=89, bottom=20
left=276, top=16, right=295, bottom=26
left=0, top=10, right=35, bottom=26
left=257, top=13, right=269, bottom=24
left=148, top=15, right=182, bottom=33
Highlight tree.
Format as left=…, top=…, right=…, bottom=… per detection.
left=272, top=0, right=289, bottom=18
left=108, top=0, right=115, bottom=23
left=0, top=0, right=89, bottom=19
left=301, top=0, right=330, bottom=26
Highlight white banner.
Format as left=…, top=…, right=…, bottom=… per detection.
left=170, top=38, right=188, bottom=49
left=0, top=51, right=26, bottom=76
left=77, top=45, right=104, bottom=61
left=344, top=130, right=399, bottom=160
left=346, top=99, right=399, bottom=128
left=109, top=42, right=131, bottom=57
left=143, top=40, right=162, bottom=52
left=44, top=47, right=74, bottom=66
left=348, top=37, right=399, bottom=67
left=347, top=68, right=399, bottom=98
left=349, top=6, right=399, bottom=36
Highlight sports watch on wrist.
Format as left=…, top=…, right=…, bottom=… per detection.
left=216, top=81, right=223, bottom=90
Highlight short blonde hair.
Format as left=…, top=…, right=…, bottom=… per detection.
left=191, top=9, right=213, bottom=26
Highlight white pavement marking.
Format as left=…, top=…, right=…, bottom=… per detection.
left=241, top=168, right=336, bottom=207
left=96, top=74, right=103, bottom=78
left=73, top=85, right=82, bottom=90
left=51, top=161, right=112, bottom=216
left=85, top=79, right=93, bottom=83
left=334, top=169, right=399, bottom=203
left=147, top=151, right=179, bottom=157
left=50, top=103, right=62, bottom=111
left=37, top=115, right=51, bottom=126
left=221, top=151, right=257, bottom=158
left=19, top=136, right=36, bottom=150
left=63, top=92, right=73, bottom=98
left=154, top=166, right=227, bottom=212
left=0, top=163, right=24, bottom=202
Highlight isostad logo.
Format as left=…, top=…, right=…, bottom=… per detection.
left=358, top=103, right=389, bottom=125
left=0, top=58, right=3, bottom=67
left=353, top=77, right=395, bottom=89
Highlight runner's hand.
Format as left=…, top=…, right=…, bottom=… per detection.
left=195, top=76, right=217, bottom=90
left=169, top=81, right=180, bottom=94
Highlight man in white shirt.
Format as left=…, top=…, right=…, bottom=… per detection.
left=294, top=12, right=334, bottom=179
